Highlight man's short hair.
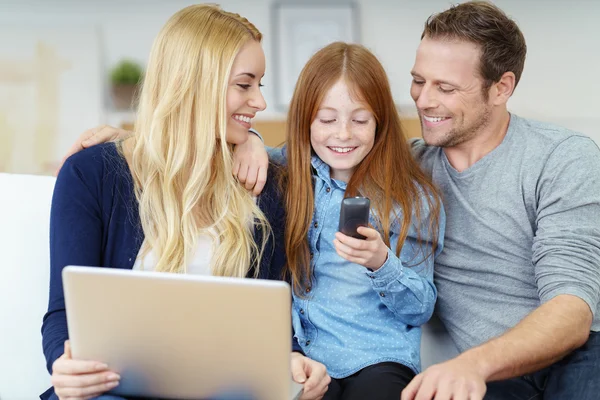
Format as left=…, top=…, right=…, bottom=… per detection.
left=422, top=1, right=527, bottom=90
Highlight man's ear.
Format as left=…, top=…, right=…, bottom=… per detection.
left=491, top=71, right=516, bottom=106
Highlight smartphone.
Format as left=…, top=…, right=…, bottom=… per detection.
left=338, top=197, right=370, bottom=240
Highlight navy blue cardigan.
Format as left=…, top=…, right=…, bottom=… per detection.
left=41, top=143, right=294, bottom=399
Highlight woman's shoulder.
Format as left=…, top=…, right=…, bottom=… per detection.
left=56, top=143, right=134, bottom=205
left=257, top=163, right=286, bottom=216
left=260, top=162, right=285, bottom=196
left=60, top=143, right=130, bottom=184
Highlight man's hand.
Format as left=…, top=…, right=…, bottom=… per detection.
left=401, top=357, right=487, bottom=400
left=333, top=227, right=389, bottom=270
left=56, top=125, right=132, bottom=175
left=290, top=352, right=330, bottom=400
left=232, top=133, right=269, bottom=196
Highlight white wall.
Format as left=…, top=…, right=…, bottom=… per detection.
left=1, top=0, right=598, bottom=143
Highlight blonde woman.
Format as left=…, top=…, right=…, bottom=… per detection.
left=42, top=5, right=329, bottom=400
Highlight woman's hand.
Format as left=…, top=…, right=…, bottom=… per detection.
left=51, top=340, right=120, bottom=400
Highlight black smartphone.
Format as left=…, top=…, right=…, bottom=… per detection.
left=338, top=197, right=370, bottom=240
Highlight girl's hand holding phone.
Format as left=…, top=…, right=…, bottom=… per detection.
left=333, top=227, right=389, bottom=270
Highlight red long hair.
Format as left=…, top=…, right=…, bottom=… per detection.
left=284, top=42, right=442, bottom=294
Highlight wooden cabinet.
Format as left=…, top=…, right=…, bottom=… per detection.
left=122, top=118, right=422, bottom=148
left=253, top=118, right=422, bottom=147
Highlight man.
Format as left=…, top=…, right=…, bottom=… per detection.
left=401, top=2, right=600, bottom=399
left=62, top=2, right=599, bottom=399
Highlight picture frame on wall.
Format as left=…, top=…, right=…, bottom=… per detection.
left=271, top=2, right=360, bottom=111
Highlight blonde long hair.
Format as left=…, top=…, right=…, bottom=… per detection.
left=129, top=4, right=270, bottom=276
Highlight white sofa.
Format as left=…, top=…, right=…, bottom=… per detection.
left=1, top=173, right=55, bottom=400
left=0, top=173, right=458, bottom=400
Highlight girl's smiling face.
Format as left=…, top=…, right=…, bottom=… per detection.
left=310, top=79, right=376, bottom=182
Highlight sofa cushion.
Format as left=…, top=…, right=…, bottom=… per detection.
left=0, top=173, right=55, bottom=399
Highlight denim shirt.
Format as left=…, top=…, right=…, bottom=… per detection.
left=283, top=151, right=445, bottom=379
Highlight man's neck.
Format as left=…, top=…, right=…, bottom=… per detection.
left=443, top=111, right=511, bottom=172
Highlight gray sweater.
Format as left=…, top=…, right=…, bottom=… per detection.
left=413, top=113, right=600, bottom=352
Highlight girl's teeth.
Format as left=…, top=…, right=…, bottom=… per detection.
left=331, top=147, right=354, bottom=153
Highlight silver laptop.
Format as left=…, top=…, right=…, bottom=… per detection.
left=62, top=265, right=303, bottom=400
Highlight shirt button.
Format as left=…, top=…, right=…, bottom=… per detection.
left=379, top=292, right=386, bottom=297
left=326, top=187, right=331, bottom=193
left=306, top=340, right=311, bottom=345
left=313, top=221, right=318, bottom=228
left=306, top=287, right=312, bottom=293
left=300, top=309, right=305, bottom=315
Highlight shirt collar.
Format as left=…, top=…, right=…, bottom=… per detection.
left=311, top=154, right=347, bottom=190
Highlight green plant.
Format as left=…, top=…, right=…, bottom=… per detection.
left=110, top=59, right=143, bottom=85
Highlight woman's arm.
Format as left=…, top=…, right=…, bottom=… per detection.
left=43, top=155, right=105, bottom=371
left=43, top=151, right=121, bottom=397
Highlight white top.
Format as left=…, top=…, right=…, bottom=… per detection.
left=133, top=197, right=257, bottom=275
left=133, top=233, right=214, bottom=275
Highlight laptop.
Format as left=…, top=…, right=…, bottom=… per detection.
left=62, top=266, right=304, bottom=400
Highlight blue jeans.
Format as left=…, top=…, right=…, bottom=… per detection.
left=91, top=391, right=256, bottom=400
left=484, top=331, right=600, bottom=399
